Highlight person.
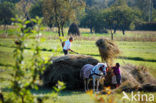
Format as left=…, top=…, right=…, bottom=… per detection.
left=111, top=72, right=117, bottom=88
left=112, top=63, right=121, bottom=87
left=63, top=37, right=74, bottom=55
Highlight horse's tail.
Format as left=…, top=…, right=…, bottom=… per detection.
left=80, top=68, right=83, bottom=79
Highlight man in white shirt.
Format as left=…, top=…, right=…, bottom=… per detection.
left=63, top=37, right=73, bottom=55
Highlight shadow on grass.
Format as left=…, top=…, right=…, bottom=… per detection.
left=83, top=53, right=156, bottom=63
left=0, top=63, right=13, bottom=67
left=118, top=56, right=156, bottom=62
left=0, top=44, right=54, bottom=52
left=30, top=87, right=84, bottom=96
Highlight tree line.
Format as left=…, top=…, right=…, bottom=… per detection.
left=0, top=0, right=156, bottom=38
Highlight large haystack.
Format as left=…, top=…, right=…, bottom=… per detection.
left=42, top=55, right=99, bottom=90
left=96, top=38, right=120, bottom=65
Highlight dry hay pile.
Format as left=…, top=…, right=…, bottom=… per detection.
left=42, top=55, right=99, bottom=90
left=96, top=38, right=120, bottom=65
left=115, top=64, right=156, bottom=92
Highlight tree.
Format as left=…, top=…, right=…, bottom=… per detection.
left=0, top=0, right=20, bottom=3
left=0, top=2, right=15, bottom=32
left=107, top=0, right=135, bottom=35
left=15, top=0, right=39, bottom=17
left=94, top=10, right=107, bottom=33
left=80, top=7, right=98, bottom=33
left=136, top=0, right=153, bottom=22
left=29, top=0, right=43, bottom=18
left=42, top=0, right=85, bottom=37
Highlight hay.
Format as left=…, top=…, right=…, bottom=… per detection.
left=113, top=64, right=156, bottom=92
left=42, top=55, right=99, bottom=90
left=96, top=38, right=120, bottom=65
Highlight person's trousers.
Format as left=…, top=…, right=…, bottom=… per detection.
left=63, top=49, right=68, bottom=55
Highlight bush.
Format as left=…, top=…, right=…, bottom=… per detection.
left=135, top=22, right=156, bottom=31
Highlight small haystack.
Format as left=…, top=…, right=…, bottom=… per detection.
left=96, top=38, right=120, bottom=65
left=68, top=23, right=80, bottom=36
left=42, top=55, right=99, bottom=90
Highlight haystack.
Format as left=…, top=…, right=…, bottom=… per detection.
left=42, top=55, right=99, bottom=90
left=68, top=23, right=80, bottom=36
left=96, top=38, right=120, bottom=65
left=114, top=64, right=156, bottom=92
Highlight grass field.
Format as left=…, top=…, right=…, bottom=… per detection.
left=0, top=29, right=156, bottom=103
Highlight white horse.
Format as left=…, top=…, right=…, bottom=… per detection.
left=80, top=63, right=107, bottom=92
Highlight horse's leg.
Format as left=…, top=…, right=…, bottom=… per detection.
left=87, top=78, right=90, bottom=91
left=93, top=77, right=95, bottom=93
left=84, top=79, right=86, bottom=92
left=96, top=79, right=100, bottom=92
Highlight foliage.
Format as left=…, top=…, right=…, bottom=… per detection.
left=0, top=15, right=66, bottom=103
left=0, top=0, right=20, bottom=3
left=8, top=16, right=45, bottom=103
left=80, top=2, right=136, bottom=38
left=80, top=7, right=99, bottom=33
left=0, top=2, right=15, bottom=25
left=29, top=0, right=43, bottom=18
left=15, top=0, right=37, bottom=17
left=109, top=4, right=135, bottom=35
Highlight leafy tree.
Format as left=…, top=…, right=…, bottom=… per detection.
left=15, top=0, right=39, bottom=17
left=29, top=0, right=43, bottom=18
left=107, top=0, right=135, bottom=35
left=0, top=2, right=15, bottom=32
left=42, top=0, right=85, bottom=37
left=135, top=0, right=154, bottom=22
left=80, top=7, right=98, bottom=33
left=0, top=0, right=20, bottom=3
left=94, top=10, right=107, bottom=33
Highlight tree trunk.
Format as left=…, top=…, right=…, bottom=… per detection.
left=0, top=93, right=4, bottom=103
left=109, top=22, right=114, bottom=40
left=54, top=0, right=61, bottom=37
left=122, top=26, right=125, bottom=35
left=61, top=27, right=64, bottom=36
left=3, top=24, right=8, bottom=37
left=111, top=29, right=114, bottom=40
left=90, top=27, right=93, bottom=33
left=21, top=96, right=24, bottom=103
left=61, top=23, right=64, bottom=36
left=113, top=27, right=117, bottom=34
left=122, top=30, right=125, bottom=35
left=58, top=24, right=61, bottom=37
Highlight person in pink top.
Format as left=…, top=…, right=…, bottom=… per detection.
left=112, top=63, right=121, bottom=87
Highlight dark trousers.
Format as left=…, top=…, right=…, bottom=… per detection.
left=63, top=49, right=68, bottom=55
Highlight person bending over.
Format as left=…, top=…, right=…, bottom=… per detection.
left=63, top=37, right=74, bottom=55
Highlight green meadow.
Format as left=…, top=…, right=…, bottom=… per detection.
left=0, top=30, right=156, bottom=103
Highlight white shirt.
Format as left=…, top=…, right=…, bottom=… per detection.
left=63, top=40, right=71, bottom=50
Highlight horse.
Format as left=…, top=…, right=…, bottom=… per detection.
left=80, top=63, right=107, bottom=92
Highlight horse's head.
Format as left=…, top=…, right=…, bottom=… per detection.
left=98, top=63, right=107, bottom=76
